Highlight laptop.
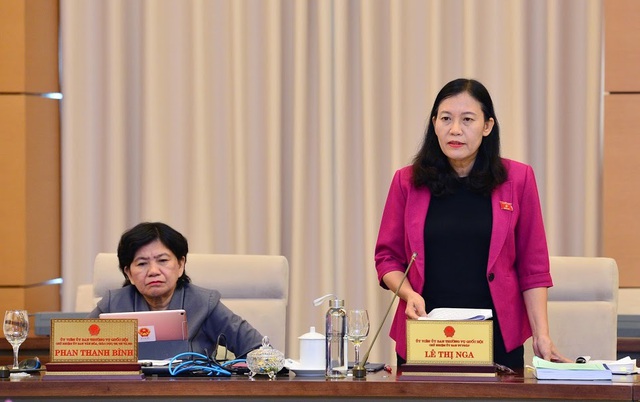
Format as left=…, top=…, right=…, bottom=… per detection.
left=99, top=309, right=188, bottom=342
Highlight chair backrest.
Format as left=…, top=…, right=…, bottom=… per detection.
left=524, top=256, right=618, bottom=364
left=87, top=253, right=289, bottom=352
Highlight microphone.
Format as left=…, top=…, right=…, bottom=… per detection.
left=352, top=252, right=417, bottom=379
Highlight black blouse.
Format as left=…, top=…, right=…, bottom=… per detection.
left=422, top=178, right=493, bottom=312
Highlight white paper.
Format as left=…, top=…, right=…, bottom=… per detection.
left=417, top=308, right=493, bottom=321
left=590, top=356, right=638, bottom=374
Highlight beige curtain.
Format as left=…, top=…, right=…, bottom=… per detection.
left=60, top=0, right=602, bottom=363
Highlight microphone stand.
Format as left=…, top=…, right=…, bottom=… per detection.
left=352, top=252, right=417, bottom=379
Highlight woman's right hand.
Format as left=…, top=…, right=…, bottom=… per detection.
left=381, top=270, right=426, bottom=319
left=404, top=291, right=427, bottom=319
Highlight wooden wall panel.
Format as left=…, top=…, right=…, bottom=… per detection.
left=0, top=96, right=60, bottom=286
left=0, top=96, right=28, bottom=284
left=0, top=2, right=25, bottom=90
left=0, top=290, right=27, bottom=316
left=0, top=0, right=59, bottom=92
left=603, top=0, right=640, bottom=289
left=604, top=0, right=640, bottom=92
left=603, top=95, right=640, bottom=286
left=0, top=285, right=60, bottom=316
left=0, top=0, right=60, bottom=311
left=25, top=285, right=61, bottom=314
left=26, top=96, right=61, bottom=284
left=24, top=0, right=60, bottom=92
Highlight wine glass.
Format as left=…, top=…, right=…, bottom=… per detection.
left=3, top=310, right=29, bottom=369
left=347, top=309, right=370, bottom=369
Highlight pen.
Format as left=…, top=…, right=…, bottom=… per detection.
left=495, top=363, right=515, bottom=374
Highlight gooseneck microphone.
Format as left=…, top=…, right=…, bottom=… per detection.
left=352, top=252, right=417, bottom=379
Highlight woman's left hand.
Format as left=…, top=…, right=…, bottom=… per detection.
left=532, top=334, right=572, bottom=363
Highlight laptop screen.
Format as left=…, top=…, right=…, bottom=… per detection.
left=99, top=309, right=188, bottom=342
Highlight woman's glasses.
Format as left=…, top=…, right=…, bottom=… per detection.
left=0, top=357, right=40, bottom=377
left=17, top=356, right=41, bottom=370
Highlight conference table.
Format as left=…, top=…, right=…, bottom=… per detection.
left=2, top=337, right=640, bottom=401
left=1, top=367, right=639, bottom=402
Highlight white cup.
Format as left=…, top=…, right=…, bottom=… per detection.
left=298, top=326, right=325, bottom=369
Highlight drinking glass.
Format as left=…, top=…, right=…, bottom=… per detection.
left=347, top=309, right=370, bottom=368
left=3, top=310, right=29, bottom=369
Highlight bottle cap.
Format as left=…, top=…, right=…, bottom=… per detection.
left=328, top=299, right=344, bottom=308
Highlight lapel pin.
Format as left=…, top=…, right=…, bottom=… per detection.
left=499, top=201, right=513, bottom=211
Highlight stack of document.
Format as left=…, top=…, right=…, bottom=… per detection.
left=585, top=356, right=638, bottom=375
left=532, top=356, right=612, bottom=381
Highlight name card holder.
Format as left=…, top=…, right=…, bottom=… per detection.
left=50, top=318, right=138, bottom=362
left=44, top=319, right=144, bottom=380
left=401, top=320, right=495, bottom=380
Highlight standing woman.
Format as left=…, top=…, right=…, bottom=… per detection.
left=375, top=78, right=568, bottom=369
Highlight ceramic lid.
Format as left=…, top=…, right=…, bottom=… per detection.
left=298, top=326, right=325, bottom=340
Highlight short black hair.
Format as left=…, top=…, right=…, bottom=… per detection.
left=117, top=222, right=191, bottom=287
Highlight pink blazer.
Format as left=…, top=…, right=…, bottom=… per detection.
left=375, top=159, right=553, bottom=358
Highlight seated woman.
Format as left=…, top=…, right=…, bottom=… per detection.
left=88, top=221, right=263, bottom=358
